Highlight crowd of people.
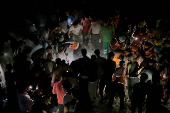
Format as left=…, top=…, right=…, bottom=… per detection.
left=1, top=8, right=170, bottom=113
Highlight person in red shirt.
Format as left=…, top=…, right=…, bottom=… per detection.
left=81, top=14, right=92, bottom=47
left=113, top=11, right=120, bottom=29
left=52, top=71, right=67, bottom=113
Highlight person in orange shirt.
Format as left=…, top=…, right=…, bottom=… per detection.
left=52, top=71, right=67, bottom=113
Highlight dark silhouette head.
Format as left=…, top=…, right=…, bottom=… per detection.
left=6, top=64, right=13, bottom=71
left=61, top=71, right=69, bottom=81
left=62, top=80, right=72, bottom=92
left=61, top=59, right=66, bottom=65
left=91, top=55, right=96, bottom=61
left=46, top=46, right=52, bottom=50
left=47, top=53, right=53, bottom=60
left=94, top=49, right=100, bottom=57
left=152, top=73, right=160, bottom=85
left=81, top=49, right=87, bottom=57
left=73, top=21, right=78, bottom=26
left=119, top=61, right=125, bottom=67
left=55, top=58, right=61, bottom=65
left=140, top=73, right=148, bottom=82
left=107, top=52, right=115, bottom=60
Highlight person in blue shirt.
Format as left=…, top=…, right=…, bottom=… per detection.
left=66, top=11, right=75, bottom=26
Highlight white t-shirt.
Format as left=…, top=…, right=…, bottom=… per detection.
left=69, top=24, right=83, bottom=35
left=91, top=23, right=100, bottom=34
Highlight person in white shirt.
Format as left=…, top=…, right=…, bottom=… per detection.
left=87, top=18, right=101, bottom=50
left=68, top=21, right=83, bottom=43
left=40, top=26, right=52, bottom=49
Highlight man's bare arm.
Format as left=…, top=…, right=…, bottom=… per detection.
left=87, top=25, right=92, bottom=37
left=100, top=32, right=103, bottom=41
left=79, top=29, right=83, bottom=37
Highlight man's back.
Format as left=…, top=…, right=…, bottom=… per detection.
left=86, top=59, right=98, bottom=82
left=147, top=84, right=163, bottom=103
left=104, top=59, right=116, bottom=72
left=103, top=59, right=116, bottom=80
left=95, top=57, right=106, bottom=78
left=132, top=82, right=148, bottom=102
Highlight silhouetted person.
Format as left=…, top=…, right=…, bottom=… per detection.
left=78, top=49, right=92, bottom=112
left=87, top=55, right=98, bottom=104
left=108, top=61, right=126, bottom=109
left=99, top=52, right=116, bottom=103
left=131, top=73, right=148, bottom=113
left=5, top=64, right=15, bottom=93
left=94, top=49, right=106, bottom=79
left=126, top=54, right=139, bottom=100
left=145, top=74, right=164, bottom=113
left=94, top=49, right=106, bottom=97
left=81, top=49, right=90, bottom=61
left=4, top=64, right=17, bottom=110
left=31, top=58, right=45, bottom=90
left=0, top=83, right=3, bottom=112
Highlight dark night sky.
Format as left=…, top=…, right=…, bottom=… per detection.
left=2, top=0, right=170, bottom=29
